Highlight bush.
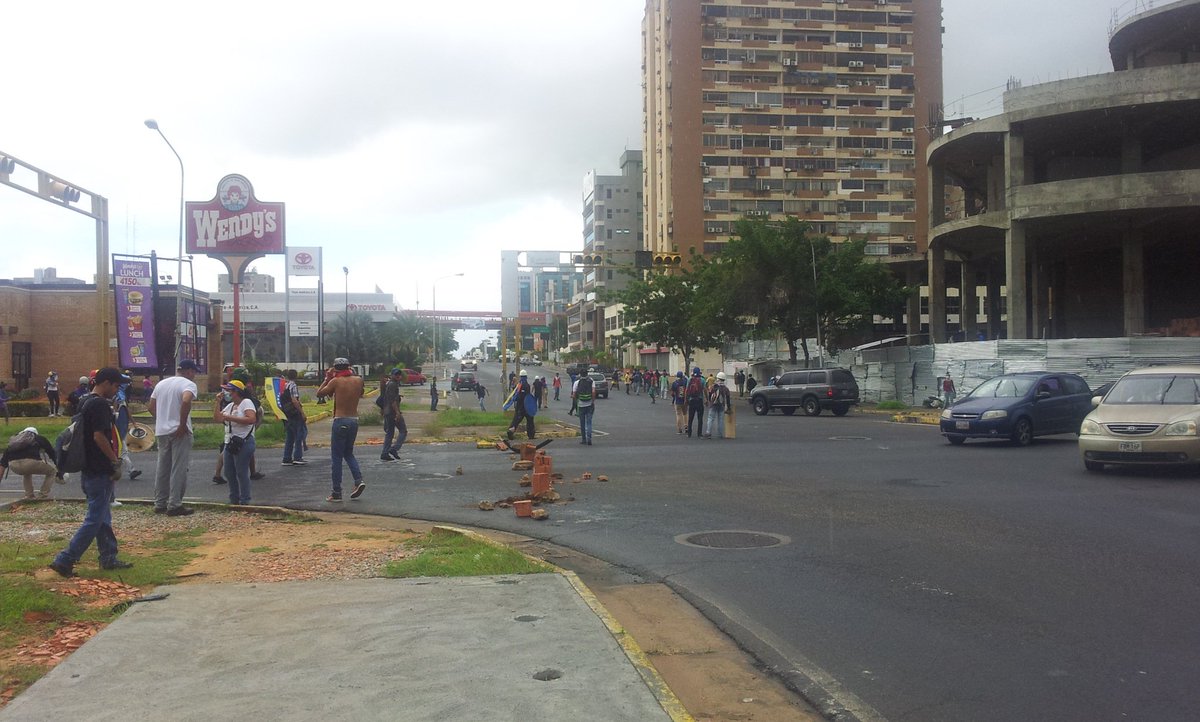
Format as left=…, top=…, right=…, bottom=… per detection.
left=876, top=400, right=909, bottom=411
left=7, top=400, right=49, bottom=417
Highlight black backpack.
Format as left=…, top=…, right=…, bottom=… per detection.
left=56, top=396, right=104, bottom=474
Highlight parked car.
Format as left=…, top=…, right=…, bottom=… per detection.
left=396, top=368, right=426, bottom=385
left=452, top=371, right=477, bottom=391
left=749, top=367, right=859, bottom=416
left=587, top=372, right=610, bottom=399
left=1079, top=365, right=1200, bottom=472
left=940, top=371, right=1093, bottom=446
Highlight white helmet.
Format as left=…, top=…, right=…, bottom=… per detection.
left=716, top=372, right=727, bottom=381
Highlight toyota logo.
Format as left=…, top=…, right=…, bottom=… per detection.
left=294, top=252, right=313, bottom=264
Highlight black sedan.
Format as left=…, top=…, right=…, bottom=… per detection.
left=939, top=372, right=1093, bottom=446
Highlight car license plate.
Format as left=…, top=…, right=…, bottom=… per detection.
left=1119, top=441, right=1142, bottom=453
left=955, top=421, right=969, bottom=430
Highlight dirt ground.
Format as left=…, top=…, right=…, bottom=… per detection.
left=5, top=506, right=817, bottom=721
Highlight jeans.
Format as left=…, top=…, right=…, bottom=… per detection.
left=383, top=414, right=407, bottom=457
left=553, top=386, right=560, bottom=401
left=224, top=434, right=256, bottom=504
left=430, top=391, right=438, bottom=411
left=330, top=417, right=362, bottom=496
left=478, top=396, right=486, bottom=411
left=154, top=431, right=192, bottom=511
left=687, top=401, right=705, bottom=437
left=577, top=404, right=594, bottom=443
left=55, top=472, right=118, bottom=568
left=283, top=414, right=306, bottom=462
left=706, top=406, right=726, bottom=438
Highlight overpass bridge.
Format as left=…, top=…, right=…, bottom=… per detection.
left=403, top=309, right=561, bottom=331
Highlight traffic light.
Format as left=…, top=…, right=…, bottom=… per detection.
left=39, top=175, right=81, bottom=203
left=573, top=253, right=604, bottom=266
left=634, top=250, right=652, bottom=269
left=653, top=254, right=682, bottom=268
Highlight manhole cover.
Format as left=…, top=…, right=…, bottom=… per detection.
left=829, top=435, right=871, bottom=441
left=675, top=530, right=791, bottom=549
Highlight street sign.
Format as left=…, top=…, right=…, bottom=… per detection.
left=528, top=325, right=550, bottom=333
left=289, top=320, right=318, bottom=337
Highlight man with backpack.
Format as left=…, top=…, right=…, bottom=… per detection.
left=148, top=359, right=199, bottom=517
left=476, top=382, right=488, bottom=411
left=49, top=368, right=134, bottom=577
left=572, top=371, right=595, bottom=445
left=505, top=369, right=536, bottom=440
left=1, top=426, right=58, bottom=500
left=704, top=372, right=733, bottom=439
left=670, top=371, right=687, bottom=434
left=685, top=367, right=706, bottom=439
left=280, top=369, right=308, bottom=466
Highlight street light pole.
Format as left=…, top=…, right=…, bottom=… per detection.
left=432, top=273, right=464, bottom=382
left=143, top=119, right=185, bottom=365
left=809, top=237, right=823, bottom=369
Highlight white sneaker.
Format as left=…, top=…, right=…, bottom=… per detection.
left=111, top=500, right=123, bottom=507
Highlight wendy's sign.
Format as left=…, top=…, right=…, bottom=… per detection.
left=185, top=174, right=285, bottom=255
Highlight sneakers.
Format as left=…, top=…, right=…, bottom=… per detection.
left=281, top=460, right=294, bottom=466
left=506, top=429, right=514, bottom=440
left=326, top=494, right=342, bottom=503
left=129, top=470, right=142, bottom=480
left=166, top=506, right=194, bottom=517
left=380, top=454, right=395, bottom=462
left=101, top=559, right=134, bottom=570
left=111, top=500, right=123, bottom=508
left=154, top=507, right=167, bottom=514
left=291, top=459, right=307, bottom=465
left=250, top=472, right=266, bottom=481
left=48, top=560, right=75, bottom=578
left=388, top=451, right=401, bottom=461
left=350, top=482, right=366, bottom=499
left=212, top=475, right=227, bottom=485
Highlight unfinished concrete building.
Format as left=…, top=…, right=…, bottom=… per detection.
left=926, top=0, right=1200, bottom=342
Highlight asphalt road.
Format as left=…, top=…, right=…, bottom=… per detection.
left=152, top=364, right=1200, bottom=721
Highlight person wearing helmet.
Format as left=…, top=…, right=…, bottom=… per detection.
left=504, top=368, right=536, bottom=440
left=1, top=426, right=58, bottom=500
left=68, top=376, right=91, bottom=416
left=670, top=371, right=688, bottom=434
left=705, top=372, right=732, bottom=439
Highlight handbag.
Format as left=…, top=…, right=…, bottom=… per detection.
left=226, top=433, right=245, bottom=456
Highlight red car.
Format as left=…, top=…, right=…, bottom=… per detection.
left=397, top=368, right=426, bottom=385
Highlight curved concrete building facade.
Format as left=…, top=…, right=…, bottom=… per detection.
left=926, top=0, right=1200, bottom=342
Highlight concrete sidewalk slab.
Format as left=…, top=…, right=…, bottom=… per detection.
left=0, top=575, right=674, bottom=722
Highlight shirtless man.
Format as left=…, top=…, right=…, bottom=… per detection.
left=315, top=357, right=365, bottom=502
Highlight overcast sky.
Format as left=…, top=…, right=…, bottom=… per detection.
left=1, top=0, right=1122, bottom=349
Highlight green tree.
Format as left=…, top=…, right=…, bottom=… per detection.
left=611, top=266, right=736, bottom=372
left=717, top=218, right=912, bottom=366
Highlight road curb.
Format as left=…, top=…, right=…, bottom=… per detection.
left=432, top=524, right=695, bottom=722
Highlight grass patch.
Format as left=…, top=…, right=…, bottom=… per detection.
left=435, top=408, right=511, bottom=428
left=144, top=528, right=207, bottom=551
left=1, top=420, right=70, bottom=438
left=876, top=400, right=910, bottom=411
left=422, top=417, right=446, bottom=437
left=383, top=531, right=551, bottom=579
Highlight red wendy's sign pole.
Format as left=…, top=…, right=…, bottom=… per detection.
left=185, top=174, right=285, bottom=368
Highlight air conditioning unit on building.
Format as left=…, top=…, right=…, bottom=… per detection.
left=849, top=42, right=863, bottom=49
left=900, top=149, right=915, bottom=155
left=706, top=226, right=723, bottom=233
left=849, top=61, right=865, bottom=68
left=903, top=127, right=914, bottom=134
left=864, top=149, right=876, bottom=156
left=783, top=58, right=795, bottom=66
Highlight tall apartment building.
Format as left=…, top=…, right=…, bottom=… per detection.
left=569, top=150, right=644, bottom=351
left=643, top=0, right=943, bottom=263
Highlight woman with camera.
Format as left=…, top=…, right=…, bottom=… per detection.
left=215, top=379, right=258, bottom=505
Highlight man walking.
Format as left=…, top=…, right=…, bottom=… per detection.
left=705, top=372, right=732, bottom=439
left=113, top=377, right=142, bottom=480
left=476, top=382, right=488, bottom=411
left=552, top=373, right=562, bottom=401
left=148, top=359, right=199, bottom=516
left=49, top=368, right=133, bottom=577
left=316, top=358, right=365, bottom=502
left=505, top=369, right=535, bottom=440
left=44, top=371, right=61, bottom=417
left=670, top=371, right=687, bottom=434
left=735, top=369, right=746, bottom=397
left=429, top=378, right=439, bottom=411
left=380, top=368, right=407, bottom=462
left=572, top=371, right=595, bottom=445
left=685, top=367, right=706, bottom=439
